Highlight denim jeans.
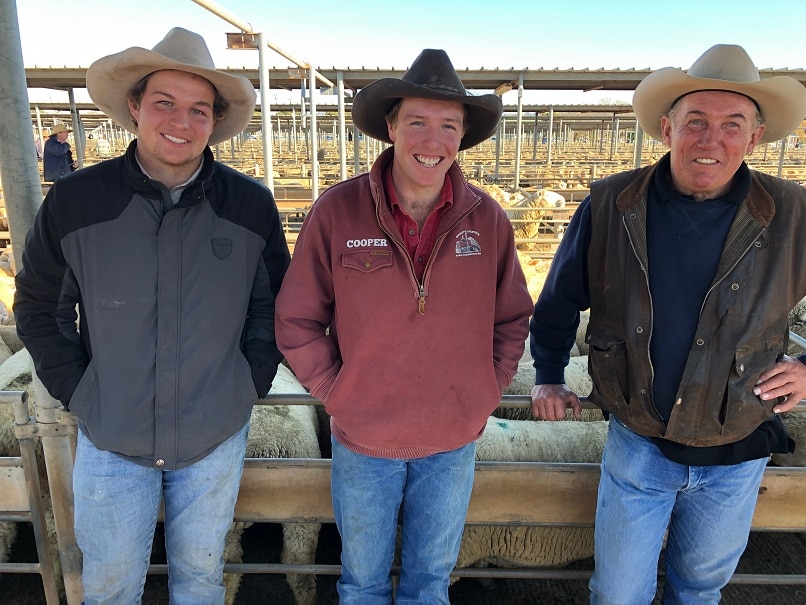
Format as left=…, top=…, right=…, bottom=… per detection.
left=331, top=436, right=476, bottom=604
left=589, top=416, right=768, bottom=605
left=73, top=422, right=249, bottom=605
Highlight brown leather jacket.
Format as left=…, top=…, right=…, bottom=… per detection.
left=586, top=157, right=806, bottom=446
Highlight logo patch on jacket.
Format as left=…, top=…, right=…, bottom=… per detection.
left=211, top=238, right=233, bottom=259
left=455, top=230, right=481, bottom=256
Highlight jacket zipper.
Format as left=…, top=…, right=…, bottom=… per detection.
left=376, top=192, right=479, bottom=316
left=623, top=213, right=661, bottom=421
left=418, top=284, right=426, bottom=315
left=697, top=235, right=760, bottom=320
left=416, top=229, right=455, bottom=315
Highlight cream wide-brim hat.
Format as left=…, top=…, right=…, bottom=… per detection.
left=633, top=44, right=806, bottom=144
left=49, top=124, right=72, bottom=136
left=86, top=27, right=256, bottom=146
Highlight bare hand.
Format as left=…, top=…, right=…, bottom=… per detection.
left=531, top=383, right=582, bottom=421
left=753, top=355, right=806, bottom=413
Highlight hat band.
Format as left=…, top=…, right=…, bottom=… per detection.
left=670, top=89, right=762, bottom=114
left=407, top=82, right=468, bottom=96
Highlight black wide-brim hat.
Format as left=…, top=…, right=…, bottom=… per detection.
left=352, top=49, right=503, bottom=151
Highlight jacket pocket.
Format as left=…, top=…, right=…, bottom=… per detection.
left=341, top=249, right=393, bottom=273
left=67, top=360, right=98, bottom=416
left=722, top=334, right=784, bottom=430
left=588, top=336, right=630, bottom=409
left=237, top=351, right=259, bottom=401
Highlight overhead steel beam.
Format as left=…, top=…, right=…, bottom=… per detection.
left=25, top=66, right=806, bottom=93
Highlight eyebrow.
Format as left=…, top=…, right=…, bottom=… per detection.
left=684, top=109, right=750, bottom=122
left=148, top=89, right=214, bottom=110
left=402, top=111, right=463, bottom=124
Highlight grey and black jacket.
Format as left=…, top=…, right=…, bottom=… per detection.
left=15, top=141, right=290, bottom=469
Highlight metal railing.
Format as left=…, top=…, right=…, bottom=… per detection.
left=4, top=385, right=806, bottom=602
left=0, top=391, right=60, bottom=604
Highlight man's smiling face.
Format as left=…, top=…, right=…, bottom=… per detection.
left=387, top=97, right=466, bottom=200
left=661, top=90, right=765, bottom=201
left=127, top=69, right=217, bottom=187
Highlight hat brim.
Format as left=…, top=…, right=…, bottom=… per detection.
left=633, top=67, right=806, bottom=144
left=351, top=79, right=503, bottom=151
left=86, top=47, right=256, bottom=146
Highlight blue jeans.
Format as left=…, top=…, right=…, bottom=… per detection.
left=73, top=422, right=249, bottom=605
left=590, top=416, right=769, bottom=605
left=331, top=436, right=476, bottom=604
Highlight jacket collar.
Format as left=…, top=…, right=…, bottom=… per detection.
left=368, top=147, right=480, bottom=221
left=124, top=140, right=215, bottom=202
left=616, top=152, right=776, bottom=226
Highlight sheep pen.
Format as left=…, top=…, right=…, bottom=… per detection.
left=224, top=363, right=322, bottom=605
left=0, top=350, right=321, bottom=605
left=2, top=269, right=806, bottom=603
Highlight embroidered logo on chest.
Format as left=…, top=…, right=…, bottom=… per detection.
left=211, top=238, right=233, bottom=259
left=455, top=230, right=482, bottom=256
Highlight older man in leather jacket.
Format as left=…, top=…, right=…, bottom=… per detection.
left=530, top=44, right=806, bottom=604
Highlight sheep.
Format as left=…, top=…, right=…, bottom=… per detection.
left=0, top=347, right=61, bottom=598
left=475, top=416, right=607, bottom=464
left=575, top=310, right=590, bottom=356
left=224, top=363, right=322, bottom=605
left=463, top=327, right=606, bottom=583
left=508, top=190, right=561, bottom=251
left=0, top=325, right=24, bottom=354
left=455, top=416, right=607, bottom=579
left=0, top=391, right=19, bottom=590
left=0, top=349, right=35, bottom=574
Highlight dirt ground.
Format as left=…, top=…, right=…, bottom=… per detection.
left=3, top=520, right=805, bottom=604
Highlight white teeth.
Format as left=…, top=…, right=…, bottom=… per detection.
left=415, top=155, right=440, bottom=167
left=164, top=134, right=187, bottom=144
left=695, top=158, right=717, bottom=164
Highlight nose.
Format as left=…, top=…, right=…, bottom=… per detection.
left=423, top=124, right=442, bottom=147
left=700, top=124, right=720, bottom=145
left=169, top=112, right=190, bottom=129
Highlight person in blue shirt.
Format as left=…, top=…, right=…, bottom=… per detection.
left=42, top=123, right=77, bottom=181
left=530, top=44, right=806, bottom=604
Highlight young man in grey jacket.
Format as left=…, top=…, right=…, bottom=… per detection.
left=14, top=28, right=289, bottom=603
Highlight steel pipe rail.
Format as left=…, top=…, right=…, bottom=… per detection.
left=25, top=66, right=806, bottom=94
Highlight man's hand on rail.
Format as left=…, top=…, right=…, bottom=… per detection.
left=530, top=383, right=583, bottom=421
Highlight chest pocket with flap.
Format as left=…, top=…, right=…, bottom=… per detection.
left=341, top=249, right=393, bottom=273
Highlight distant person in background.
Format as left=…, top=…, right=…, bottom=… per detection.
left=94, top=133, right=112, bottom=157
left=530, top=44, right=806, bottom=603
left=43, top=123, right=77, bottom=181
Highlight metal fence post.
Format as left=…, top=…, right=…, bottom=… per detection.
left=33, top=371, right=82, bottom=604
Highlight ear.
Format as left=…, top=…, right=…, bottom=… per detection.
left=660, top=115, right=673, bottom=147
left=127, top=98, right=140, bottom=127
left=386, top=117, right=396, bottom=143
left=746, top=124, right=766, bottom=155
